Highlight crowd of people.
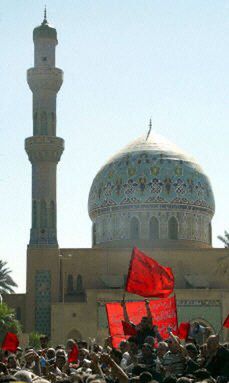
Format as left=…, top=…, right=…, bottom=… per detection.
left=0, top=301, right=228, bottom=383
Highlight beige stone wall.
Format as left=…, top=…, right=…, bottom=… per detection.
left=51, top=288, right=229, bottom=345
left=59, top=247, right=229, bottom=290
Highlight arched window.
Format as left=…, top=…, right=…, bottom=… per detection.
left=168, top=216, right=178, bottom=240
left=209, top=223, right=212, bottom=245
left=16, top=307, right=21, bottom=321
left=67, top=274, right=74, bottom=294
left=40, top=200, right=47, bottom=228
left=50, top=201, right=55, bottom=228
left=32, top=200, right=37, bottom=228
left=76, top=274, right=83, bottom=293
left=33, top=112, right=38, bottom=135
left=92, top=223, right=96, bottom=246
left=149, top=217, right=159, bottom=240
left=130, top=217, right=140, bottom=240
left=40, top=112, right=48, bottom=135
left=51, top=112, right=56, bottom=136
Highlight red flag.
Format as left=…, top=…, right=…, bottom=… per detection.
left=68, top=344, right=79, bottom=363
left=2, top=332, right=19, bottom=353
left=122, top=321, right=137, bottom=336
left=106, top=296, right=178, bottom=348
left=223, top=314, right=229, bottom=328
left=125, top=247, right=174, bottom=298
left=178, top=322, right=190, bottom=340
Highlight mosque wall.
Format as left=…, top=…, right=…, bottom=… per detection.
left=51, top=288, right=229, bottom=345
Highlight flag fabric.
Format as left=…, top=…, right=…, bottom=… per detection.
left=125, top=247, right=174, bottom=298
left=223, top=314, right=229, bottom=328
left=2, top=332, right=19, bottom=353
left=106, top=296, right=178, bottom=348
left=122, top=320, right=137, bottom=336
left=68, top=344, right=79, bottom=363
left=178, top=322, right=190, bottom=340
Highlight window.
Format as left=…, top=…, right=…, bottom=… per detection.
left=130, top=217, right=140, bottom=240
left=76, top=274, right=83, bottom=293
left=168, top=217, right=178, bottom=240
left=16, top=307, right=21, bottom=321
left=40, top=112, right=48, bottom=135
left=33, top=112, right=38, bottom=135
left=40, top=200, right=47, bottom=228
left=149, top=217, right=159, bottom=240
left=67, top=274, right=74, bottom=294
left=50, top=201, right=55, bottom=228
left=32, top=200, right=37, bottom=228
left=209, top=223, right=212, bottom=245
left=51, top=112, right=56, bottom=136
left=92, top=223, right=96, bottom=246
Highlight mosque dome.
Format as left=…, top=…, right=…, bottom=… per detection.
left=88, top=130, right=215, bottom=249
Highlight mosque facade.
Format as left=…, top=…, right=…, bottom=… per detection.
left=5, top=15, right=229, bottom=344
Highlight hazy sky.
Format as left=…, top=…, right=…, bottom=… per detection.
left=0, top=0, right=228, bottom=292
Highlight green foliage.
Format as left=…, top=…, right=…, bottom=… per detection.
left=0, top=303, right=21, bottom=344
left=218, top=230, right=229, bottom=248
left=0, top=261, right=17, bottom=294
left=29, top=332, right=43, bottom=350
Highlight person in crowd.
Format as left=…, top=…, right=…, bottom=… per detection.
left=184, top=343, right=200, bottom=374
left=121, top=299, right=162, bottom=346
left=204, top=334, right=229, bottom=379
left=162, top=333, right=186, bottom=377
left=0, top=317, right=227, bottom=383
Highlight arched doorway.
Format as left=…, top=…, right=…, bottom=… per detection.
left=67, top=329, right=82, bottom=342
left=190, top=318, right=214, bottom=344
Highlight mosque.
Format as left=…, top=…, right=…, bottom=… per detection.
left=5, top=13, right=229, bottom=344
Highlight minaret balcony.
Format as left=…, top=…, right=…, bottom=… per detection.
left=27, top=67, right=63, bottom=92
left=25, top=136, right=64, bottom=162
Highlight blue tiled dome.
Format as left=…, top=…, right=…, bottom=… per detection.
left=88, top=132, right=215, bottom=219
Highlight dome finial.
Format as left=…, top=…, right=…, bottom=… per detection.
left=42, top=5, right=47, bottom=24
left=146, top=118, right=152, bottom=141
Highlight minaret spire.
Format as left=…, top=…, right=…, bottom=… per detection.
left=146, top=118, right=152, bottom=141
left=43, top=5, right=47, bottom=24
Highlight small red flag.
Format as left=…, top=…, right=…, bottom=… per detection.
left=223, top=314, right=229, bottom=328
left=68, top=344, right=79, bottom=363
left=122, top=321, right=137, bottom=336
left=178, top=322, right=190, bottom=340
left=2, top=332, right=19, bottom=353
left=125, top=247, right=174, bottom=298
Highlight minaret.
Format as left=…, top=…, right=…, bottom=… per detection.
left=25, top=10, right=64, bottom=247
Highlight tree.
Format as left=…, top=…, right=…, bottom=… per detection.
left=218, top=230, right=229, bottom=248
left=0, top=303, right=21, bottom=344
left=0, top=260, right=17, bottom=294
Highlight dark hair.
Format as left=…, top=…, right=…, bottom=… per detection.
left=162, top=376, right=177, bottom=383
left=139, top=372, right=153, bottom=383
left=185, top=343, right=198, bottom=355
left=132, top=364, right=147, bottom=375
left=193, top=368, right=211, bottom=379
left=128, top=336, right=138, bottom=345
left=0, top=375, right=17, bottom=382
left=110, top=349, right=122, bottom=363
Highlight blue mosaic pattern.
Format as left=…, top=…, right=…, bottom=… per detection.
left=35, top=271, right=51, bottom=336
left=88, top=134, right=215, bottom=218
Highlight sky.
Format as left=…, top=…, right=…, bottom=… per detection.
left=0, top=0, right=228, bottom=293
